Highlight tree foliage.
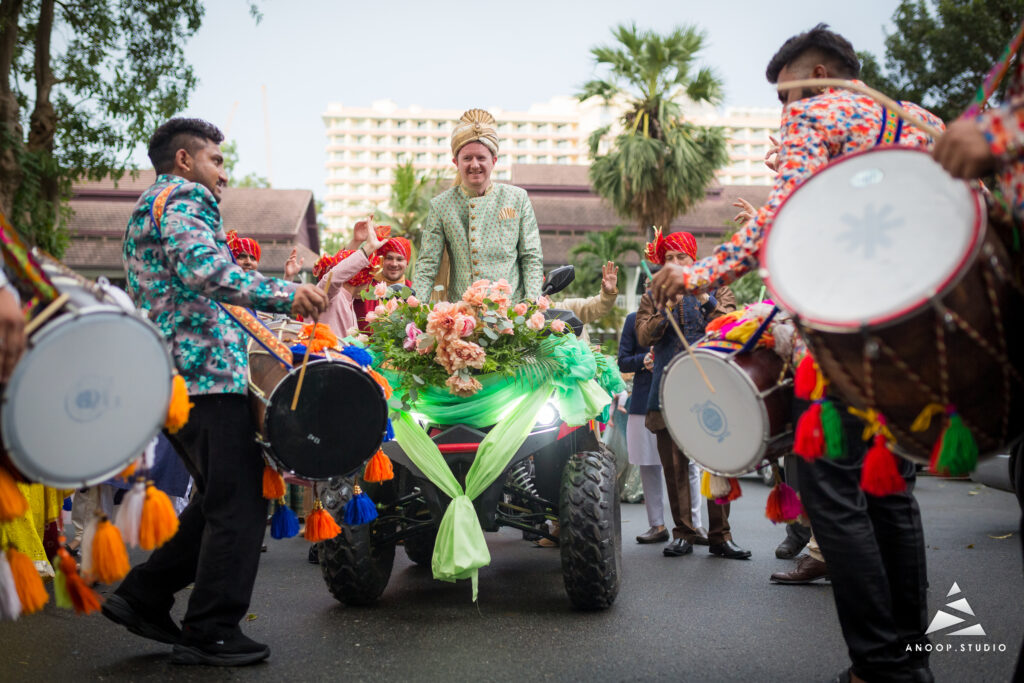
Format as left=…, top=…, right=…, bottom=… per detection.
left=0, top=0, right=210, bottom=256
left=222, top=139, right=270, bottom=188
left=578, top=23, right=729, bottom=234
left=858, top=0, right=1024, bottom=124
left=374, top=159, right=447, bottom=246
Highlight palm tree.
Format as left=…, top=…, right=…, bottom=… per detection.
left=578, top=24, right=729, bottom=233
left=375, top=161, right=447, bottom=246
left=566, top=225, right=643, bottom=339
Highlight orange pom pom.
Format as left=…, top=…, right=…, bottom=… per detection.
left=118, top=459, right=138, bottom=480
left=861, top=435, right=907, bottom=497
left=139, top=484, right=179, bottom=551
left=55, top=546, right=100, bottom=614
left=6, top=548, right=48, bottom=614
left=90, top=517, right=131, bottom=584
left=262, top=465, right=286, bottom=500
left=367, top=369, right=393, bottom=399
left=303, top=501, right=341, bottom=542
left=725, top=476, right=743, bottom=502
left=165, top=374, right=194, bottom=434
left=363, top=449, right=394, bottom=483
left=0, top=468, right=28, bottom=522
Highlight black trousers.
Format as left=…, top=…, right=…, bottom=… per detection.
left=116, top=394, right=267, bottom=642
left=783, top=453, right=812, bottom=547
left=794, top=399, right=931, bottom=683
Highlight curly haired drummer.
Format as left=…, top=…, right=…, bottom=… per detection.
left=651, top=25, right=944, bottom=683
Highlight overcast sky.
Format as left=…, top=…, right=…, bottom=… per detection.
left=173, top=0, right=903, bottom=199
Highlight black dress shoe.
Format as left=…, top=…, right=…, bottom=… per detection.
left=172, top=631, right=270, bottom=666
left=709, top=540, right=752, bottom=559
left=663, top=538, right=693, bottom=557
left=774, top=535, right=806, bottom=559
left=102, top=593, right=182, bottom=644
left=636, top=527, right=670, bottom=544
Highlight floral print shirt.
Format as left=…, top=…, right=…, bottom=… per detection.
left=123, top=175, right=298, bottom=395
left=978, top=49, right=1024, bottom=224
left=678, top=81, right=944, bottom=292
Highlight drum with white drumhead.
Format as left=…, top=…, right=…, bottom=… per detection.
left=1, top=262, right=173, bottom=487
left=763, top=147, right=1024, bottom=457
left=660, top=343, right=792, bottom=476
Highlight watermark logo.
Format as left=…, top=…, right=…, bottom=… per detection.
left=691, top=400, right=729, bottom=443
left=925, top=582, right=985, bottom=637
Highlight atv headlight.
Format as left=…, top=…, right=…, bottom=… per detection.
left=535, top=402, right=559, bottom=427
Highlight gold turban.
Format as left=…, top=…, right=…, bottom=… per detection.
left=450, top=108, right=499, bottom=156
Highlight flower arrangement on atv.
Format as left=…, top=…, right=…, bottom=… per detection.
left=360, top=277, right=569, bottom=399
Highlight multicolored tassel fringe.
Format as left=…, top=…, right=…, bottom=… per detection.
left=912, top=404, right=979, bottom=477
left=765, top=481, right=804, bottom=524
left=5, top=547, right=47, bottom=615
left=55, top=541, right=101, bottom=615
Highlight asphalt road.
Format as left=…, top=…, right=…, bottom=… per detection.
left=1, top=475, right=1020, bottom=682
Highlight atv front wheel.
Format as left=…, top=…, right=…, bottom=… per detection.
left=559, top=450, right=621, bottom=610
left=320, top=523, right=395, bottom=606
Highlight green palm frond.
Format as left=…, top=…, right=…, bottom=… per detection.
left=509, top=350, right=562, bottom=388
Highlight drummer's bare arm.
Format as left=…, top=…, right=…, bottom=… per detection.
left=0, top=279, right=25, bottom=383
left=634, top=292, right=668, bottom=347
left=161, top=190, right=298, bottom=313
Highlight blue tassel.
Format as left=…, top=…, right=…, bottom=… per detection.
left=384, top=418, right=394, bottom=442
left=341, top=345, right=373, bottom=368
left=343, top=489, right=378, bottom=526
left=270, top=502, right=300, bottom=539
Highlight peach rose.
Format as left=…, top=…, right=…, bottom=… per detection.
left=406, top=295, right=420, bottom=308
left=501, top=326, right=514, bottom=335
left=550, top=319, right=566, bottom=334
left=365, top=310, right=378, bottom=323
left=385, top=298, right=399, bottom=314
left=426, top=301, right=458, bottom=339
left=445, top=373, right=483, bottom=397
left=513, top=302, right=528, bottom=317
left=447, top=339, right=486, bottom=371
left=374, top=304, right=387, bottom=316
left=536, top=295, right=551, bottom=311
left=527, top=311, right=545, bottom=331
left=373, top=282, right=389, bottom=298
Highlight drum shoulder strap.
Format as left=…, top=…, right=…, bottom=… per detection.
left=147, top=184, right=179, bottom=240
left=875, top=107, right=904, bottom=146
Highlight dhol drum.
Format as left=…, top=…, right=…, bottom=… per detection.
left=1, top=261, right=173, bottom=487
left=660, top=341, right=793, bottom=476
left=763, top=147, right=1024, bottom=459
left=248, top=331, right=389, bottom=480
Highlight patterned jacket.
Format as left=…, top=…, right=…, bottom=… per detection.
left=412, top=184, right=544, bottom=302
left=123, top=175, right=298, bottom=395
left=676, top=81, right=944, bottom=292
left=978, top=43, right=1024, bottom=224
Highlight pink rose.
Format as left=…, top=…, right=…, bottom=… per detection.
left=404, top=322, right=424, bottom=351
left=416, top=333, right=436, bottom=355
left=537, top=295, right=551, bottom=311
left=407, top=295, right=420, bottom=308
left=374, top=304, right=387, bottom=316
left=385, top=298, right=399, bottom=314
left=457, top=314, right=476, bottom=337
left=513, top=302, right=528, bottom=317
left=365, top=311, right=378, bottom=323
left=373, top=282, right=389, bottom=298
left=527, top=311, right=545, bottom=331
left=550, top=319, right=566, bottom=334
left=501, top=327, right=514, bottom=335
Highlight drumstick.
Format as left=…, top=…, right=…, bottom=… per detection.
left=24, top=293, right=70, bottom=336
left=290, top=271, right=334, bottom=411
left=640, top=261, right=715, bottom=394
left=776, top=79, right=943, bottom=140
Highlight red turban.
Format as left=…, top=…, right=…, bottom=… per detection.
left=378, top=236, right=411, bottom=261
left=225, top=230, right=261, bottom=262
left=644, top=228, right=697, bottom=265
left=312, top=249, right=380, bottom=286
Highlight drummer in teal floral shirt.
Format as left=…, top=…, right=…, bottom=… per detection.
left=111, top=118, right=326, bottom=667
left=412, top=108, right=544, bottom=302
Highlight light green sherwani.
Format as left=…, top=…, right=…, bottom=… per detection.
left=413, top=183, right=544, bottom=302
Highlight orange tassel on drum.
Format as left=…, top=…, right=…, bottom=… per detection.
left=367, top=369, right=393, bottom=399
left=0, top=468, right=28, bottom=522
left=139, top=484, right=179, bottom=551
left=6, top=548, right=48, bottom=614
left=90, top=517, right=131, bottom=584
left=363, top=449, right=394, bottom=483
left=794, top=402, right=825, bottom=460
left=303, top=501, right=341, bottom=542
left=55, top=544, right=100, bottom=615
left=165, top=374, right=194, bottom=434
left=263, top=464, right=286, bottom=500
left=861, top=435, right=907, bottom=497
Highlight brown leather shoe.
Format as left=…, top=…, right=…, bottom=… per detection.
left=636, top=526, right=670, bottom=544
left=770, top=555, right=829, bottom=584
